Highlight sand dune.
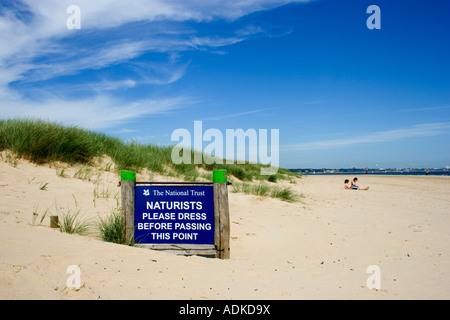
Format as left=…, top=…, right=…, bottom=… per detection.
left=1, top=157, right=449, bottom=299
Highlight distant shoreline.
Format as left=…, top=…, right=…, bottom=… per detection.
left=297, top=171, right=449, bottom=176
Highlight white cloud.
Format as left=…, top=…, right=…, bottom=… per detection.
left=204, top=108, right=274, bottom=121
left=1, top=0, right=311, bottom=82
left=66, top=0, right=313, bottom=26
left=0, top=0, right=313, bottom=129
left=0, top=95, right=192, bottom=129
left=283, top=122, right=450, bottom=151
left=399, top=105, right=450, bottom=113
left=235, top=25, right=265, bottom=36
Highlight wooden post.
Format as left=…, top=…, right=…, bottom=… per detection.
left=121, top=170, right=135, bottom=245
left=50, top=215, right=59, bottom=228
left=213, top=170, right=230, bottom=259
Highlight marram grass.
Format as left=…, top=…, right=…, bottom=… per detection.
left=231, top=182, right=302, bottom=203
left=0, top=118, right=301, bottom=200
left=58, top=210, right=93, bottom=235
left=98, top=210, right=127, bottom=245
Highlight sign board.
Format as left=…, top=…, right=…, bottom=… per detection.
left=134, top=185, right=215, bottom=245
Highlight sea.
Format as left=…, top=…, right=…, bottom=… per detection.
left=299, top=171, right=449, bottom=176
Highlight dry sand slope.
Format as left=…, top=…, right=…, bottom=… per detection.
left=1, top=157, right=449, bottom=299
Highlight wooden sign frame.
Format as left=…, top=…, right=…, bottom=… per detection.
left=120, top=170, right=230, bottom=259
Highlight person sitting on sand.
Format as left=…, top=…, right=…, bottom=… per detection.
left=344, top=179, right=352, bottom=189
left=350, top=177, right=369, bottom=190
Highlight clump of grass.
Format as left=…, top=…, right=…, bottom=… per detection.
left=232, top=182, right=301, bottom=202
left=98, top=209, right=126, bottom=244
left=0, top=150, right=19, bottom=167
left=39, top=182, right=49, bottom=190
left=0, top=118, right=99, bottom=164
left=58, top=209, right=92, bottom=235
left=74, top=165, right=94, bottom=181
left=269, top=185, right=302, bottom=203
left=56, top=167, right=67, bottom=178
left=93, top=183, right=112, bottom=200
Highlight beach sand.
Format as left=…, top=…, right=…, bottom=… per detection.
left=1, top=157, right=449, bottom=300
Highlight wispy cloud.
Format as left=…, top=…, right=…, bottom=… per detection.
left=203, top=108, right=273, bottom=121
left=236, top=25, right=265, bottom=36
left=0, top=0, right=312, bottom=129
left=399, top=105, right=450, bottom=113
left=1, top=0, right=310, bottom=85
left=0, top=95, right=193, bottom=129
left=282, top=122, right=450, bottom=151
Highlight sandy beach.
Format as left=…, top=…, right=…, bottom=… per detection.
left=1, top=156, right=449, bottom=300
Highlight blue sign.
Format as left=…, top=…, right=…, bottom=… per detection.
left=134, top=185, right=215, bottom=245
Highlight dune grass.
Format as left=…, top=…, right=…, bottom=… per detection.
left=231, top=182, right=302, bottom=203
left=98, top=209, right=127, bottom=245
left=0, top=118, right=171, bottom=170
left=0, top=118, right=301, bottom=200
left=58, top=209, right=93, bottom=235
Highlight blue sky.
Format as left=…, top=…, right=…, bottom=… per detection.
left=1, top=0, right=449, bottom=169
